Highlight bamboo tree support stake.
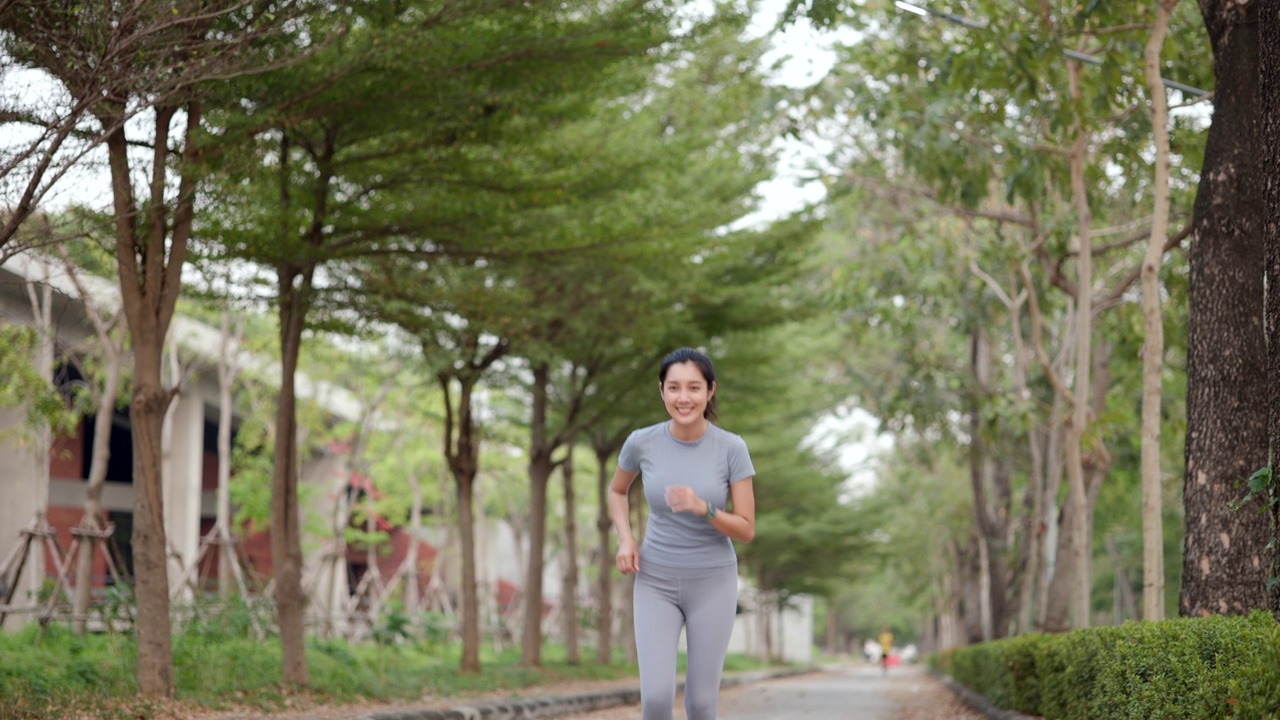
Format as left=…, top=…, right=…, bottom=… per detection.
left=168, top=525, right=262, bottom=637
left=0, top=515, right=65, bottom=624
left=35, top=523, right=130, bottom=636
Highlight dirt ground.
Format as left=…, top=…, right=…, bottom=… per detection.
left=883, top=673, right=988, bottom=720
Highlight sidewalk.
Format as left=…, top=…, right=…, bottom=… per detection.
left=349, top=667, right=815, bottom=720
left=192, top=667, right=814, bottom=720
left=196, top=664, right=1032, bottom=720
left=551, top=664, right=1004, bottom=720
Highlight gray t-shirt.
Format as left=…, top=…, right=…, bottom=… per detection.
left=618, top=421, right=755, bottom=568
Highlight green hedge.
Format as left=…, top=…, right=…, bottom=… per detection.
left=931, top=611, right=1280, bottom=720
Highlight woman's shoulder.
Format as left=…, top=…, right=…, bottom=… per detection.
left=707, top=423, right=748, bottom=448
left=627, top=422, right=668, bottom=444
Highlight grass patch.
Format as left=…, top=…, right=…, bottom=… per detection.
left=1, top=610, right=782, bottom=719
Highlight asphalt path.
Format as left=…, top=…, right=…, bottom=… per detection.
left=562, top=663, right=986, bottom=720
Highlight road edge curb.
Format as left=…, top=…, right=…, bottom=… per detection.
left=356, top=666, right=818, bottom=720
left=931, top=671, right=1040, bottom=720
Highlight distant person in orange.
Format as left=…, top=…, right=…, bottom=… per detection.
left=877, top=625, right=894, bottom=674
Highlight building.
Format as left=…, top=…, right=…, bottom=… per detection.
left=0, top=252, right=437, bottom=632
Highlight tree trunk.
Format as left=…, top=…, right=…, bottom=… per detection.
left=1016, top=425, right=1046, bottom=634
left=1262, top=0, right=1280, bottom=619
left=1041, top=329, right=1112, bottom=632
left=521, top=364, right=555, bottom=665
left=936, top=539, right=964, bottom=651
left=1138, top=0, right=1176, bottom=623
left=1042, top=490, right=1077, bottom=632
left=1035, top=395, right=1067, bottom=630
left=1063, top=53, right=1095, bottom=630
left=966, top=330, right=1013, bottom=639
left=561, top=447, right=580, bottom=664
left=1105, top=535, right=1140, bottom=623
left=108, top=98, right=200, bottom=697
left=273, top=267, right=311, bottom=686
left=130, top=375, right=173, bottom=695
left=522, top=435, right=552, bottom=661
left=967, top=332, right=993, bottom=642
left=593, top=436, right=615, bottom=665
left=1182, top=0, right=1271, bottom=618
left=961, top=536, right=984, bottom=643
left=988, top=459, right=1012, bottom=636
left=999, top=267, right=1044, bottom=635
left=438, top=371, right=484, bottom=673
left=522, top=448, right=553, bottom=666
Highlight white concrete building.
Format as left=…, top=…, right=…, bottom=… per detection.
left=0, top=253, right=371, bottom=630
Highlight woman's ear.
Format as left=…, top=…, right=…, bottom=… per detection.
left=708, top=381, right=716, bottom=399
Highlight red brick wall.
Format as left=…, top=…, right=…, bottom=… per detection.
left=201, top=451, right=218, bottom=492
left=239, top=527, right=273, bottom=585
left=345, top=529, right=438, bottom=597
left=377, top=529, right=438, bottom=580
left=43, top=505, right=109, bottom=588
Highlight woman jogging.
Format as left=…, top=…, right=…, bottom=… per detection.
left=609, top=347, right=757, bottom=720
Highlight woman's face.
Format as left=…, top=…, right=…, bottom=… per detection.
left=660, top=361, right=715, bottom=428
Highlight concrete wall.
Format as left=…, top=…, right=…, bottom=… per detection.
left=163, top=389, right=208, bottom=600
left=726, top=589, right=815, bottom=665
left=0, top=406, right=45, bottom=629
left=300, top=450, right=354, bottom=633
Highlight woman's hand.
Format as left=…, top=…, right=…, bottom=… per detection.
left=664, top=485, right=709, bottom=515
left=616, top=537, right=639, bottom=575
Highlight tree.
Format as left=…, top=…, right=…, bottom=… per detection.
left=203, top=0, right=675, bottom=677
left=348, top=4, right=807, bottom=666
left=432, top=329, right=509, bottom=673
left=1181, top=0, right=1273, bottom=618
left=1259, top=0, right=1280, bottom=617
left=1139, top=0, right=1178, bottom=622
left=1, top=1, right=323, bottom=694
left=792, top=0, right=1209, bottom=634
left=589, top=362, right=663, bottom=664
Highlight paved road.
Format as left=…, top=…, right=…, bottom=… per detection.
left=564, top=663, right=985, bottom=720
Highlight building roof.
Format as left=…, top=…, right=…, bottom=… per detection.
left=0, top=251, right=363, bottom=421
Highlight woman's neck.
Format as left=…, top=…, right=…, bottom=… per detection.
left=668, top=418, right=709, bottom=442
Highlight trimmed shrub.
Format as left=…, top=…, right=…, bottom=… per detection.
left=936, top=611, right=1280, bottom=720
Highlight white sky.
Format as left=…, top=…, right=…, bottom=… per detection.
left=737, top=0, right=845, bottom=227
left=6, top=1, right=844, bottom=226
left=1, top=1, right=888, bottom=491
left=745, top=3, right=891, bottom=495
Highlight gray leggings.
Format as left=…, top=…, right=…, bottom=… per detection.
left=633, top=559, right=738, bottom=720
